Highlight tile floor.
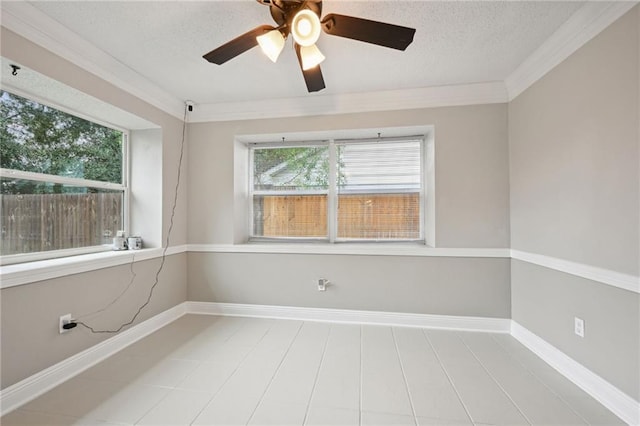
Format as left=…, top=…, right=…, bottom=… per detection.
left=2, top=315, right=625, bottom=425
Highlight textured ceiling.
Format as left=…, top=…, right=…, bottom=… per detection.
left=28, top=1, right=584, bottom=105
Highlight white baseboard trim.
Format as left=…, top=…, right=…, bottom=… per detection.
left=186, top=301, right=511, bottom=333
left=511, top=321, right=639, bottom=426
left=0, top=302, right=188, bottom=416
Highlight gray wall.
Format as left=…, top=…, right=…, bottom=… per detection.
left=189, top=253, right=511, bottom=318
left=1, top=254, right=187, bottom=389
left=511, top=260, right=639, bottom=401
left=187, top=104, right=511, bottom=318
left=0, top=29, right=188, bottom=389
left=3, top=5, right=639, bottom=405
left=188, top=104, right=510, bottom=248
left=0, top=28, right=189, bottom=249
left=508, top=7, right=640, bottom=400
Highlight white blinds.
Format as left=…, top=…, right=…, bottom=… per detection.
left=336, top=140, right=422, bottom=240
left=336, top=140, right=422, bottom=193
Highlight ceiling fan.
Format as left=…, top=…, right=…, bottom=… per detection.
left=202, top=0, right=416, bottom=93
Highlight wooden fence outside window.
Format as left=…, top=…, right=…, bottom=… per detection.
left=257, top=193, right=420, bottom=239
left=1, top=193, right=122, bottom=255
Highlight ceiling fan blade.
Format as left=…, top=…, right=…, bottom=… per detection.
left=203, top=25, right=275, bottom=64
left=321, top=14, right=415, bottom=51
left=295, top=44, right=325, bottom=92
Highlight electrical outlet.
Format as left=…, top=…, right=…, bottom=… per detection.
left=317, top=278, right=328, bottom=291
left=59, top=314, right=72, bottom=334
left=574, top=317, right=585, bottom=338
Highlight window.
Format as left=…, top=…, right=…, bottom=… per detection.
left=250, top=136, right=424, bottom=242
left=0, top=90, right=127, bottom=261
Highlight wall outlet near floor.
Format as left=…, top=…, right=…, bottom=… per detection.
left=574, top=317, right=585, bottom=338
left=317, top=278, right=328, bottom=291
left=59, top=314, right=72, bottom=334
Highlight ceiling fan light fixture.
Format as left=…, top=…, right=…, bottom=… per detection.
left=291, top=9, right=321, bottom=47
left=257, top=29, right=285, bottom=62
left=300, top=44, right=325, bottom=70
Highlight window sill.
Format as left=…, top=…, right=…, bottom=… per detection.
left=0, top=245, right=114, bottom=266
left=187, top=243, right=510, bottom=258
left=0, top=245, right=187, bottom=289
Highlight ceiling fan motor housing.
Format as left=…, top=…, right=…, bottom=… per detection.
left=268, top=0, right=322, bottom=31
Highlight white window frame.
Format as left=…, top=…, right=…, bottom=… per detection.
left=0, top=89, right=130, bottom=265
left=248, top=136, right=426, bottom=244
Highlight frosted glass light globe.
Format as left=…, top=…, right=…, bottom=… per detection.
left=291, top=9, right=321, bottom=47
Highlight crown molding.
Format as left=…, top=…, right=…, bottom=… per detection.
left=2, top=1, right=634, bottom=122
left=188, top=81, right=508, bottom=122
left=0, top=1, right=185, bottom=120
left=505, top=1, right=638, bottom=101
left=0, top=0, right=507, bottom=124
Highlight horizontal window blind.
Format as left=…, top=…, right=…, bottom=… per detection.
left=336, top=140, right=421, bottom=193
left=336, top=140, right=422, bottom=241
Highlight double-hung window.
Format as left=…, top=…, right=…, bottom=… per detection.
left=0, top=90, right=127, bottom=262
left=250, top=136, right=424, bottom=243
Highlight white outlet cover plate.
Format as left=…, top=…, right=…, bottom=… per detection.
left=574, top=317, right=585, bottom=338
left=59, top=314, right=72, bottom=334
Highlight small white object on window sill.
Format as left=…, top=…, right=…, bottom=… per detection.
left=128, top=236, right=142, bottom=250
left=113, top=230, right=127, bottom=251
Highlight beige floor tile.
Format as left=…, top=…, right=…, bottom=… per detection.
left=304, top=406, right=359, bottom=426
left=1, top=317, right=624, bottom=426
left=416, top=417, right=473, bottom=425
left=79, top=353, right=150, bottom=383
left=135, top=389, right=212, bottom=425
left=127, top=357, right=200, bottom=387
left=426, top=332, right=528, bottom=425
left=247, top=401, right=308, bottom=425
left=0, top=410, right=120, bottom=426
left=362, top=411, right=416, bottom=425
left=361, top=326, right=413, bottom=416
left=191, top=320, right=303, bottom=425
left=461, top=332, right=585, bottom=425
left=175, top=345, right=253, bottom=394
left=394, top=328, right=468, bottom=421
left=223, top=318, right=274, bottom=346
left=18, top=378, right=125, bottom=419
left=491, top=334, right=625, bottom=425
left=79, top=382, right=170, bottom=424
left=309, top=324, right=361, bottom=410
left=261, top=322, right=330, bottom=405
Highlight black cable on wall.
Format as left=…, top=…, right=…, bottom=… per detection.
left=74, top=104, right=189, bottom=334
